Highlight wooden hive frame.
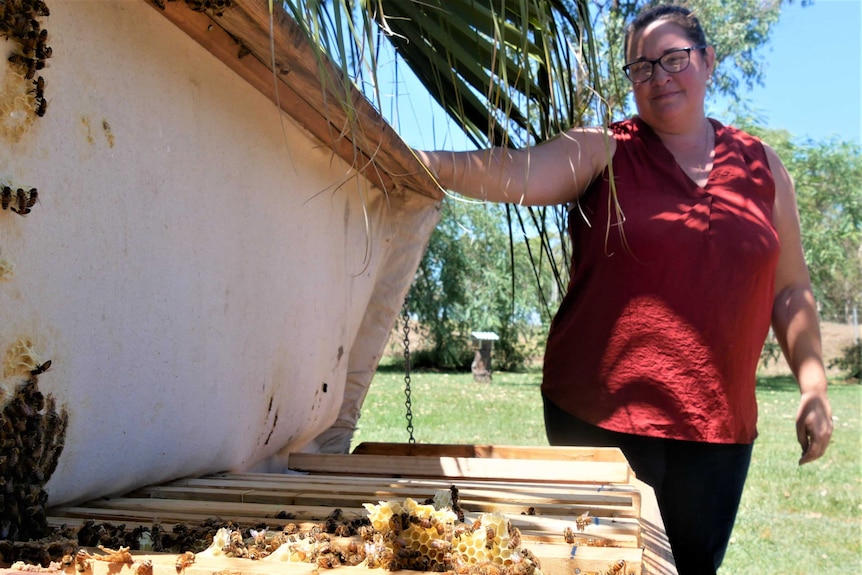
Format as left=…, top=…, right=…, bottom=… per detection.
left=21, top=444, right=677, bottom=575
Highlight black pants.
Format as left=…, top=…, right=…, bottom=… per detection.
left=543, top=395, right=752, bottom=575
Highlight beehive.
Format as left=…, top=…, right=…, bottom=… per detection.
left=0, top=444, right=678, bottom=575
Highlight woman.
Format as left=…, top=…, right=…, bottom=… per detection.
left=416, top=5, right=833, bottom=574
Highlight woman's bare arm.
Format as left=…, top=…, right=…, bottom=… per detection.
left=767, top=144, right=833, bottom=465
left=415, top=127, right=614, bottom=206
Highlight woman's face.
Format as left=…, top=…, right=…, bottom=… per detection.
left=626, top=20, right=714, bottom=133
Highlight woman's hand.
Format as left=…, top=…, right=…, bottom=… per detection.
left=795, top=389, right=833, bottom=465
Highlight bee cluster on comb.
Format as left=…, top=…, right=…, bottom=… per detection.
left=0, top=338, right=66, bottom=546
left=362, top=497, right=541, bottom=575
left=0, top=0, right=51, bottom=131
left=192, top=490, right=544, bottom=575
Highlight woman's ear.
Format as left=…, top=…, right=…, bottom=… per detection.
left=704, top=45, right=716, bottom=76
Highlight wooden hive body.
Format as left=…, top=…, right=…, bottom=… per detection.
left=29, top=444, right=678, bottom=575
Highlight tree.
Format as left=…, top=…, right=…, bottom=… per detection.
left=409, top=199, right=553, bottom=370
left=735, top=120, right=862, bottom=320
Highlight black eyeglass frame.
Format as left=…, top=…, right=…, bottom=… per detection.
left=622, top=45, right=707, bottom=83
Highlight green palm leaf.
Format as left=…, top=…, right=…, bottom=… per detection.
left=285, top=0, right=603, bottom=146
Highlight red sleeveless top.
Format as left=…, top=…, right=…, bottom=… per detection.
left=541, top=117, right=778, bottom=444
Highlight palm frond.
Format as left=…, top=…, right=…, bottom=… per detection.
left=283, top=0, right=607, bottom=305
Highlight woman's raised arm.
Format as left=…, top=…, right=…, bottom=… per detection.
left=415, top=127, right=614, bottom=206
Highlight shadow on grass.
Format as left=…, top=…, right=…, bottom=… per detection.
left=756, top=374, right=798, bottom=392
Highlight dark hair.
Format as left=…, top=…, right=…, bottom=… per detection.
left=624, top=4, right=707, bottom=62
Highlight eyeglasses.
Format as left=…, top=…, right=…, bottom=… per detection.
left=623, top=45, right=706, bottom=83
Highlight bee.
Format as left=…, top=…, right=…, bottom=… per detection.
left=252, top=528, right=267, bottom=546
left=508, top=525, right=521, bottom=549
left=33, top=1, right=50, bottom=17
left=8, top=53, right=41, bottom=79
left=416, top=515, right=433, bottom=530
left=575, top=511, right=593, bottom=531
left=344, top=541, right=366, bottom=566
left=34, top=30, right=50, bottom=58
left=35, top=97, right=47, bottom=117
left=357, top=525, right=374, bottom=541
left=135, top=560, right=154, bottom=575
left=388, top=514, right=402, bottom=534
left=30, top=76, right=45, bottom=98
left=75, top=549, right=92, bottom=573
left=575, top=511, right=591, bottom=531
left=175, top=551, right=195, bottom=572
left=563, top=526, right=576, bottom=544
left=229, top=529, right=243, bottom=545
left=485, top=526, right=496, bottom=548
left=1, top=186, right=11, bottom=210
left=267, top=531, right=288, bottom=552
left=429, top=539, right=451, bottom=551
left=26, top=188, right=37, bottom=207
left=30, top=359, right=51, bottom=375
left=606, top=559, right=626, bottom=574
left=452, top=523, right=469, bottom=539
left=20, top=30, right=37, bottom=55
left=11, top=188, right=30, bottom=215
left=35, top=43, right=51, bottom=60
left=312, top=530, right=330, bottom=543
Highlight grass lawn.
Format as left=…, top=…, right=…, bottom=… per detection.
left=351, top=368, right=861, bottom=574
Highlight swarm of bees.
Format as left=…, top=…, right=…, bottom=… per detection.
left=1, top=0, right=52, bottom=119
left=0, top=535, right=76, bottom=570
left=0, top=369, right=68, bottom=546
left=1, top=185, right=38, bottom=216
left=150, top=0, right=234, bottom=18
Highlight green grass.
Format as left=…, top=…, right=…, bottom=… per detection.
left=351, top=369, right=862, bottom=574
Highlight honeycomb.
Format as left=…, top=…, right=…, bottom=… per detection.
left=0, top=257, right=15, bottom=280
left=363, top=496, right=542, bottom=574
left=0, top=69, right=36, bottom=142
left=3, top=337, right=44, bottom=378
left=193, top=491, right=543, bottom=575
left=363, top=497, right=458, bottom=570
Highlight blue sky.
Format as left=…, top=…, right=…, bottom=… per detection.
left=712, top=0, right=861, bottom=146
left=388, top=0, right=862, bottom=150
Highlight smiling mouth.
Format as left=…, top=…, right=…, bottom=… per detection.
left=652, top=90, right=679, bottom=101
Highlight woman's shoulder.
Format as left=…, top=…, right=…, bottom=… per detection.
left=712, top=118, right=772, bottom=162
left=711, top=119, right=765, bottom=145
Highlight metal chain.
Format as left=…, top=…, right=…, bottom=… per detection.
left=401, top=298, right=416, bottom=444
